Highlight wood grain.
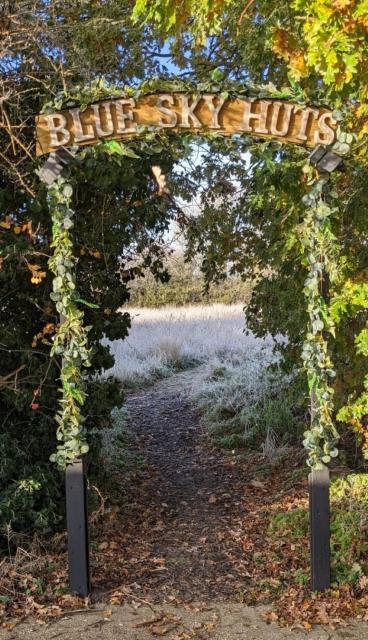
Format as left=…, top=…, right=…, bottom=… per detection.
left=35, top=93, right=335, bottom=156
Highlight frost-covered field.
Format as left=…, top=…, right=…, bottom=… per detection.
left=103, top=304, right=274, bottom=388
left=102, top=304, right=298, bottom=456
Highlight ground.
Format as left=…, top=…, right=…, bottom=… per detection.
left=4, top=367, right=368, bottom=638
left=2, top=601, right=365, bottom=639
left=122, top=368, right=251, bottom=601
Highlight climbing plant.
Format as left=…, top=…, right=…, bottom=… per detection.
left=47, top=178, right=91, bottom=468
left=297, top=168, right=340, bottom=468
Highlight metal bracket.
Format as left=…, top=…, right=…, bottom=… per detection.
left=309, top=145, right=344, bottom=173
left=36, top=147, right=76, bottom=185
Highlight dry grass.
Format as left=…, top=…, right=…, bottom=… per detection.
left=102, top=304, right=273, bottom=388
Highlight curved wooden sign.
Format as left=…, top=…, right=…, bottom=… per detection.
left=35, top=93, right=336, bottom=157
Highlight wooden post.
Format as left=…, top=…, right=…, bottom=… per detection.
left=309, top=466, right=331, bottom=591
left=65, top=458, right=91, bottom=597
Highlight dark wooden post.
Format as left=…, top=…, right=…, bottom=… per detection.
left=65, top=458, right=91, bottom=597
left=309, top=466, right=331, bottom=591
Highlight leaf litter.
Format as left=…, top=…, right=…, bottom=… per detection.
left=2, top=369, right=368, bottom=631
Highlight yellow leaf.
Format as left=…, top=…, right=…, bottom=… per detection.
left=0, top=221, right=11, bottom=229
left=289, top=51, right=307, bottom=80
left=30, top=270, right=46, bottom=284
left=14, top=226, right=22, bottom=234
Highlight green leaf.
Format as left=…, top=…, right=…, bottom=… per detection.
left=74, top=297, right=100, bottom=309
left=62, top=184, right=73, bottom=198
left=119, top=144, right=140, bottom=159
left=103, top=140, right=140, bottom=158
left=211, top=68, right=224, bottom=82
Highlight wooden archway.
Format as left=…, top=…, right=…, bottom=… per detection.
left=36, top=89, right=340, bottom=598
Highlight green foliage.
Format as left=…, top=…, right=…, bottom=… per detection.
left=129, top=251, right=253, bottom=306
left=193, top=357, right=306, bottom=452
left=0, top=430, right=63, bottom=543
left=270, top=474, right=368, bottom=586
left=41, top=74, right=316, bottom=469
left=1, top=0, right=368, bottom=539
left=128, top=0, right=368, bottom=470
left=296, top=169, right=340, bottom=468
left=331, top=281, right=368, bottom=456
left=132, top=0, right=234, bottom=44
left=291, top=1, right=368, bottom=106
left=184, top=136, right=347, bottom=468
left=47, top=179, right=91, bottom=468
left=0, top=471, right=62, bottom=542
left=270, top=507, right=308, bottom=540
left=0, top=3, right=181, bottom=536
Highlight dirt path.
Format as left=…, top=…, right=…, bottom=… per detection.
left=122, top=367, right=250, bottom=601
left=4, top=368, right=368, bottom=638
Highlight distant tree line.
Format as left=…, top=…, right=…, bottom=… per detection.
left=128, top=252, right=253, bottom=307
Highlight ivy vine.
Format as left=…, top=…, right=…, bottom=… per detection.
left=48, top=177, right=91, bottom=469
left=41, top=73, right=321, bottom=117
left=298, top=169, right=340, bottom=468
left=297, top=115, right=354, bottom=468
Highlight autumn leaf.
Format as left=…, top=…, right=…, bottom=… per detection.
left=289, top=51, right=307, bottom=80
left=332, top=0, right=354, bottom=10
left=272, top=27, right=292, bottom=60
left=31, top=272, right=47, bottom=284
left=27, top=263, right=47, bottom=284
left=151, top=625, right=172, bottom=635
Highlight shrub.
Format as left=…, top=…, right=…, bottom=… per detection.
left=269, top=474, right=368, bottom=586
left=0, top=144, right=178, bottom=541
left=128, top=251, right=253, bottom=307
